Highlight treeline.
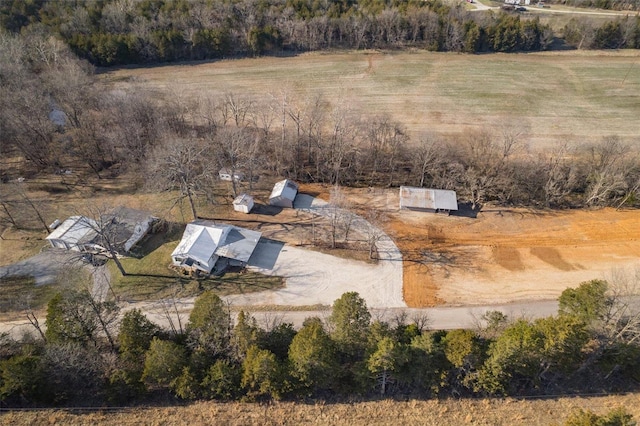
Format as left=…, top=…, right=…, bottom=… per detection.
left=2, top=32, right=640, bottom=214
left=1, top=279, right=639, bottom=406
left=564, top=16, right=640, bottom=49
left=2, top=0, right=551, bottom=65
left=2, top=1, right=639, bottom=68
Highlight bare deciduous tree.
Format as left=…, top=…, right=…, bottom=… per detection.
left=146, top=136, right=214, bottom=220
left=363, top=209, right=387, bottom=260
left=583, top=136, right=633, bottom=207
left=603, top=267, right=640, bottom=345
left=213, top=126, right=255, bottom=197
left=541, top=143, right=579, bottom=208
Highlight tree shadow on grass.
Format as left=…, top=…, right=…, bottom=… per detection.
left=129, top=221, right=183, bottom=259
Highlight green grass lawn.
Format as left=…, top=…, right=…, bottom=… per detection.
left=0, top=267, right=90, bottom=318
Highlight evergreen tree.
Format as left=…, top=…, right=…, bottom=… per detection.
left=288, top=317, right=337, bottom=394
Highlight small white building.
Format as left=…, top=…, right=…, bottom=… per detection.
left=171, top=220, right=261, bottom=274
left=399, top=186, right=458, bottom=214
left=269, top=179, right=298, bottom=208
left=233, top=193, right=254, bottom=214
left=45, top=216, right=100, bottom=252
left=45, top=208, right=158, bottom=254
left=219, top=168, right=244, bottom=182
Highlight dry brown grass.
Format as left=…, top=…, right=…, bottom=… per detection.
left=103, top=50, right=640, bottom=149
left=2, top=394, right=639, bottom=425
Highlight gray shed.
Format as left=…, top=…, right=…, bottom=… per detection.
left=233, top=193, right=254, bottom=214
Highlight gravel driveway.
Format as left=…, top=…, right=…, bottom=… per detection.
left=0, top=249, right=78, bottom=286
left=225, top=194, right=406, bottom=308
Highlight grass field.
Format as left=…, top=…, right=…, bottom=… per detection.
left=2, top=393, right=638, bottom=425
left=0, top=267, right=89, bottom=320
left=104, top=50, right=640, bottom=149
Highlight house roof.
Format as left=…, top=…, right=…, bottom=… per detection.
left=45, top=216, right=99, bottom=246
left=47, top=208, right=158, bottom=252
left=269, top=179, right=298, bottom=201
left=214, top=226, right=261, bottom=263
left=171, top=220, right=228, bottom=265
left=171, top=220, right=261, bottom=264
left=399, top=187, right=458, bottom=211
left=105, top=207, right=158, bottom=252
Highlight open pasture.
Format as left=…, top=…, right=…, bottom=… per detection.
left=104, top=50, right=640, bottom=148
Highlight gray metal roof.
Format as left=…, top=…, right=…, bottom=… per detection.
left=269, top=179, right=298, bottom=201
left=214, top=226, right=262, bottom=263
left=173, top=221, right=262, bottom=264
left=399, top=186, right=458, bottom=211
left=233, top=193, right=254, bottom=207
left=45, top=216, right=98, bottom=245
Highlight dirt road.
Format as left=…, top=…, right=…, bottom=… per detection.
left=0, top=250, right=76, bottom=286
left=0, top=299, right=561, bottom=339
left=471, top=0, right=633, bottom=15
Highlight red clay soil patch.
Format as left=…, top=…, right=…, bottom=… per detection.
left=403, top=261, right=444, bottom=307
left=392, top=205, right=640, bottom=307
left=492, top=246, right=525, bottom=271
left=530, top=246, right=576, bottom=271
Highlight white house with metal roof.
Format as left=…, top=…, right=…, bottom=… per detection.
left=399, top=186, right=458, bottom=214
left=45, top=208, right=158, bottom=254
left=45, top=216, right=100, bottom=252
left=171, top=220, right=261, bottom=274
left=269, top=179, right=298, bottom=208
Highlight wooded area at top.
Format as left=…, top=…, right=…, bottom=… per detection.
left=1, top=0, right=639, bottom=66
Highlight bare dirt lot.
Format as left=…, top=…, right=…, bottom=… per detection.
left=301, top=184, right=640, bottom=308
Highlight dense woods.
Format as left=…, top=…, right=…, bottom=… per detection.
left=1, top=0, right=639, bottom=67
left=0, top=280, right=639, bottom=407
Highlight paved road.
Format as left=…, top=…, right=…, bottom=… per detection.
left=471, top=0, right=633, bottom=15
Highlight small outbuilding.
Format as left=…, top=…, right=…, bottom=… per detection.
left=233, top=193, right=254, bottom=214
left=171, top=220, right=261, bottom=275
left=399, top=186, right=458, bottom=214
left=219, top=168, right=244, bottom=182
left=269, top=179, right=298, bottom=208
